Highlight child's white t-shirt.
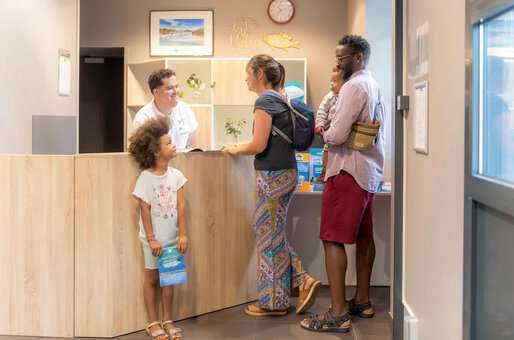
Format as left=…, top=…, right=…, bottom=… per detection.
left=132, top=167, right=187, bottom=245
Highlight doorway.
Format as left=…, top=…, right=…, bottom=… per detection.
left=465, top=1, right=514, bottom=339
left=79, top=47, right=124, bottom=153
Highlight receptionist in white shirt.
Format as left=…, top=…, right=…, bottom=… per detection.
left=132, top=68, right=198, bottom=150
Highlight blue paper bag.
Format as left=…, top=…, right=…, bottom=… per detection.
left=158, top=244, right=187, bottom=287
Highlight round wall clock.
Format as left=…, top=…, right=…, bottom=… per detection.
left=268, top=0, right=295, bottom=24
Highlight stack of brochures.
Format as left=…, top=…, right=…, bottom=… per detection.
left=295, top=148, right=324, bottom=192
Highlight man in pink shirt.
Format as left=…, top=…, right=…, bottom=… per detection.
left=301, top=35, right=385, bottom=334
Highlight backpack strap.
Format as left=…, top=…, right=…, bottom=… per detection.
left=271, top=126, right=292, bottom=143
left=263, top=90, right=296, bottom=145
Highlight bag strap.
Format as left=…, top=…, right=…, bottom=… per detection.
left=370, top=88, right=384, bottom=144
left=372, top=88, right=383, bottom=123
left=263, top=90, right=297, bottom=145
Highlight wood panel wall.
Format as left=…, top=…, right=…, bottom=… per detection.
left=0, top=155, right=75, bottom=337
left=74, top=152, right=256, bottom=337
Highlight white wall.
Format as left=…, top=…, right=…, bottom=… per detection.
left=403, top=0, right=465, bottom=339
left=0, top=0, right=79, bottom=154
left=347, top=0, right=366, bottom=35
left=0, top=0, right=79, bottom=153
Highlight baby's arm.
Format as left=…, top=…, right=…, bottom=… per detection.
left=316, top=93, right=332, bottom=134
left=177, top=188, right=188, bottom=254
left=139, top=199, right=163, bottom=257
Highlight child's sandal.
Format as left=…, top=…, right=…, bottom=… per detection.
left=162, top=320, right=182, bottom=340
left=145, top=321, right=169, bottom=340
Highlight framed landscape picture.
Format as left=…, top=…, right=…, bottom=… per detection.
left=150, top=10, right=214, bottom=56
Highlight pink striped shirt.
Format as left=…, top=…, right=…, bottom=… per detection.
left=323, top=69, right=385, bottom=193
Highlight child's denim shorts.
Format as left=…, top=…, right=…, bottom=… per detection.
left=141, top=239, right=176, bottom=270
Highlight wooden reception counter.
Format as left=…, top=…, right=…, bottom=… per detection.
left=0, top=152, right=257, bottom=338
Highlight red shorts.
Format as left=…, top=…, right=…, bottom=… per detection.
left=320, top=170, right=374, bottom=244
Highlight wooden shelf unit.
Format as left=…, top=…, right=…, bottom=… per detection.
left=127, top=57, right=308, bottom=150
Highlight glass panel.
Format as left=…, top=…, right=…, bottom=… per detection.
left=474, top=203, right=514, bottom=339
left=476, top=7, right=514, bottom=184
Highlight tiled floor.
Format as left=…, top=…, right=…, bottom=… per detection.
left=1, top=287, right=391, bottom=340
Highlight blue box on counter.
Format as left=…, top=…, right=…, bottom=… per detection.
left=310, top=148, right=324, bottom=192
left=295, top=152, right=310, bottom=185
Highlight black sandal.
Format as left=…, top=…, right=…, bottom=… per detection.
left=300, top=310, right=352, bottom=333
left=348, top=299, right=375, bottom=318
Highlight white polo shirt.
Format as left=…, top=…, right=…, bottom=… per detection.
left=132, top=100, right=198, bottom=150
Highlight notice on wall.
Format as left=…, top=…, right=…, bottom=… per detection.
left=408, top=21, right=430, bottom=79
left=414, top=80, right=429, bottom=154
left=58, top=49, right=71, bottom=96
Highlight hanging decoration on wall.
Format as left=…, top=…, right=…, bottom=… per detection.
left=230, top=17, right=258, bottom=49
left=263, top=33, right=300, bottom=52
left=149, top=10, right=213, bottom=56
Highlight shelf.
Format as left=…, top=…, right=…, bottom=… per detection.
left=127, top=104, right=145, bottom=109
left=295, top=190, right=392, bottom=196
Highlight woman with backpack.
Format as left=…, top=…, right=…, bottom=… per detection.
left=221, top=54, right=320, bottom=316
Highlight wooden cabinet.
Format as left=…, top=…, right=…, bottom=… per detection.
left=0, top=156, right=75, bottom=337
left=0, top=153, right=256, bottom=337
left=127, top=57, right=307, bottom=150
left=212, top=60, right=257, bottom=106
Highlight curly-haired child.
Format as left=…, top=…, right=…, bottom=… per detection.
left=129, top=116, right=187, bottom=340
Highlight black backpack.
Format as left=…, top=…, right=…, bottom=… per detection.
left=263, top=90, right=315, bottom=151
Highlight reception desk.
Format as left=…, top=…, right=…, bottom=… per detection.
left=0, top=152, right=257, bottom=338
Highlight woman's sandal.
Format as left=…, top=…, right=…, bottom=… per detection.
left=244, top=303, right=288, bottom=316
left=162, top=320, right=182, bottom=340
left=145, top=321, right=169, bottom=340
left=296, top=276, right=321, bottom=314
left=300, top=310, right=352, bottom=333
left=348, top=299, right=375, bottom=318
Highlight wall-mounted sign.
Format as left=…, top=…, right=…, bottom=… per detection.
left=58, top=49, right=71, bottom=96
left=409, top=21, right=429, bottom=79
left=414, top=80, right=429, bottom=155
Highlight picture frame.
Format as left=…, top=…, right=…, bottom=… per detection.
left=150, top=10, right=213, bottom=57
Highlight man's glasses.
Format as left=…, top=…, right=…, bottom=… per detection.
left=336, top=54, right=354, bottom=62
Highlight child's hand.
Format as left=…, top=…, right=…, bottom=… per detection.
left=315, top=126, right=325, bottom=136
left=178, top=236, right=188, bottom=254
left=149, top=239, right=163, bottom=257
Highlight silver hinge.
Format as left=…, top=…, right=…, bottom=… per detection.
left=396, top=95, right=410, bottom=111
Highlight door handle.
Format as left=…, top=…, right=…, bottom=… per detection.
left=396, top=95, right=409, bottom=117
